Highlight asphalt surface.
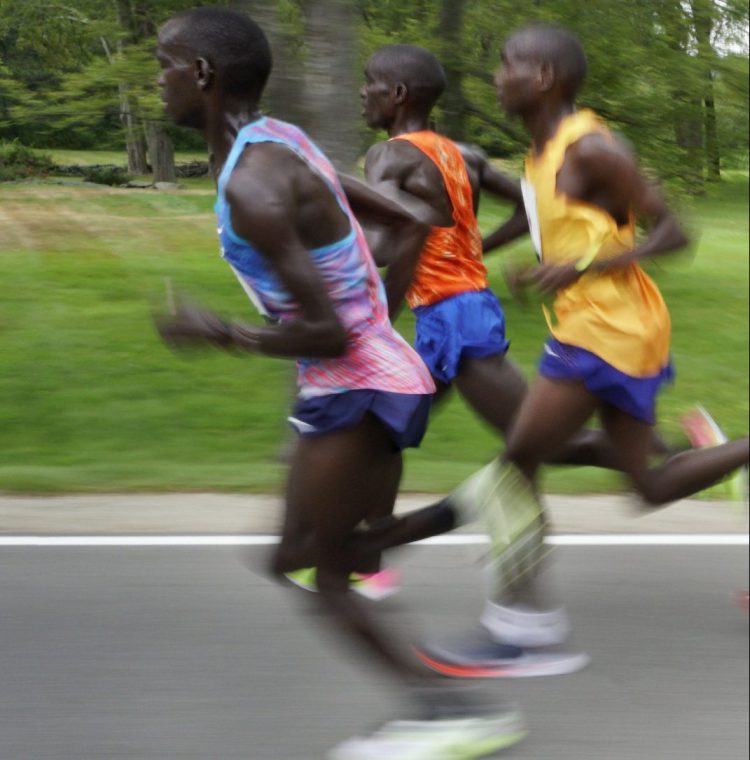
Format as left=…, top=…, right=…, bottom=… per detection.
left=0, top=543, right=747, bottom=760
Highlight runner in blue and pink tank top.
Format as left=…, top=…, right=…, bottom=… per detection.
left=154, top=10, right=527, bottom=757
left=215, top=115, right=434, bottom=404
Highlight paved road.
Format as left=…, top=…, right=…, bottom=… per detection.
left=0, top=543, right=747, bottom=759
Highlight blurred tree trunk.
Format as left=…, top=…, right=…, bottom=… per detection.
left=674, top=99, right=705, bottom=194
left=144, top=121, right=176, bottom=183
left=100, top=36, right=148, bottom=175
left=115, top=0, right=174, bottom=180
left=437, top=0, right=467, bottom=140
left=241, top=0, right=359, bottom=171
left=299, top=0, right=359, bottom=171
left=691, top=0, right=721, bottom=182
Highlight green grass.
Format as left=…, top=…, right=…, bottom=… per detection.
left=45, top=149, right=209, bottom=167
left=0, top=173, right=747, bottom=494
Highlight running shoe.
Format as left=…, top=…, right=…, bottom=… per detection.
left=284, top=567, right=400, bottom=600
left=327, top=708, right=527, bottom=760
left=284, top=567, right=318, bottom=592
left=414, top=630, right=590, bottom=679
left=682, top=404, right=748, bottom=505
left=351, top=568, right=401, bottom=601
left=682, top=404, right=727, bottom=448
left=736, top=591, right=749, bottom=612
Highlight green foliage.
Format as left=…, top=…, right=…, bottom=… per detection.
left=82, top=164, right=131, bottom=185
left=0, top=0, right=748, bottom=187
left=0, top=139, right=55, bottom=180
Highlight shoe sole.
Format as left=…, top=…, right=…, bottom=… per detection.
left=414, top=646, right=590, bottom=678
left=328, top=713, right=527, bottom=760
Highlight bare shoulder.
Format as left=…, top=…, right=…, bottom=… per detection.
left=566, top=132, right=635, bottom=177
left=225, top=143, right=303, bottom=215
left=365, top=138, right=426, bottom=182
left=223, top=143, right=302, bottom=248
left=455, top=142, right=488, bottom=172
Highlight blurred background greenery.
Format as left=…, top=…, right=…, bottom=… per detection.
left=0, top=1, right=747, bottom=494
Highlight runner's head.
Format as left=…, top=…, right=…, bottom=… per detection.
left=496, top=25, right=586, bottom=115
left=361, top=45, right=447, bottom=129
left=156, top=7, right=272, bottom=129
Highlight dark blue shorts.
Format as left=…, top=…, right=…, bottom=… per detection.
left=289, top=390, right=432, bottom=451
left=413, top=289, right=511, bottom=385
left=538, top=339, right=674, bottom=424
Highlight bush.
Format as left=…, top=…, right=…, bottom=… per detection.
left=82, top=165, right=131, bottom=186
left=0, top=140, right=56, bottom=181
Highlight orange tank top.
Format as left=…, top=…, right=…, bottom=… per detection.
left=392, top=131, right=488, bottom=309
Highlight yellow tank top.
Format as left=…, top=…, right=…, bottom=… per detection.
left=523, top=109, right=670, bottom=377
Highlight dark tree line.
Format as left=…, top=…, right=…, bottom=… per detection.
left=0, top=0, right=747, bottom=191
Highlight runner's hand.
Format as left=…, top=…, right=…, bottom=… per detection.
left=155, top=298, right=232, bottom=349
left=524, top=262, right=582, bottom=296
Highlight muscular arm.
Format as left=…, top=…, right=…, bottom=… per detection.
left=339, top=171, right=428, bottom=319
left=224, top=153, right=349, bottom=357
left=528, top=134, right=689, bottom=295
left=458, top=144, right=528, bottom=254
left=362, top=140, right=447, bottom=319
left=157, top=147, right=349, bottom=358
left=364, top=141, right=448, bottom=227
left=564, top=134, right=688, bottom=271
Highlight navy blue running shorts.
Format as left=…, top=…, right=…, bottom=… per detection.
left=289, top=390, right=432, bottom=451
left=539, top=338, right=674, bottom=424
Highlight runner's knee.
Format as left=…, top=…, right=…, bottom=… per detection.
left=630, top=473, right=670, bottom=507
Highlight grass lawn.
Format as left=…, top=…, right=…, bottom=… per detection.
left=0, top=172, right=747, bottom=495
left=46, top=148, right=209, bottom=167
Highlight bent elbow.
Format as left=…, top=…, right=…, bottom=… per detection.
left=321, top=324, right=348, bottom=357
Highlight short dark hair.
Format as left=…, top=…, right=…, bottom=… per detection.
left=368, top=44, right=447, bottom=111
left=512, top=25, right=587, bottom=99
left=171, top=6, right=272, bottom=100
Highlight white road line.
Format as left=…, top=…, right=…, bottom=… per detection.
left=0, top=534, right=746, bottom=547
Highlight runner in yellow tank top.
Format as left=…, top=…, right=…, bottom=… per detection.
left=473, top=25, right=749, bottom=649
left=524, top=108, right=671, bottom=378
left=404, top=25, right=748, bottom=681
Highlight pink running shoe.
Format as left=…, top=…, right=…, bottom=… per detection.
left=682, top=404, right=728, bottom=448
left=682, top=404, right=748, bottom=505
left=351, top=568, right=401, bottom=602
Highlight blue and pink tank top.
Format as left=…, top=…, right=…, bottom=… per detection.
left=214, top=116, right=435, bottom=399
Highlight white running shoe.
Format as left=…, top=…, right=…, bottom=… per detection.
left=328, top=709, right=527, bottom=760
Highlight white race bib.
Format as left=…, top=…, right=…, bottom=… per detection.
left=520, top=178, right=543, bottom=262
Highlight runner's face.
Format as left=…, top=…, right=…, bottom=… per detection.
left=156, top=22, right=203, bottom=128
left=360, top=61, right=397, bottom=129
left=496, top=39, right=541, bottom=115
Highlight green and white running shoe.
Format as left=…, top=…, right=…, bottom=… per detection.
left=327, top=708, right=527, bottom=760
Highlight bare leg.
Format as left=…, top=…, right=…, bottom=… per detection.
left=455, top=353, right=663, bottom=469
left=599, top=405, right=749, bottom=506
left=454, top=354, right=527, bottom=435
left=271, top=414, right=435, bottom=685
left=499, top=376, right=601, bottom=607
